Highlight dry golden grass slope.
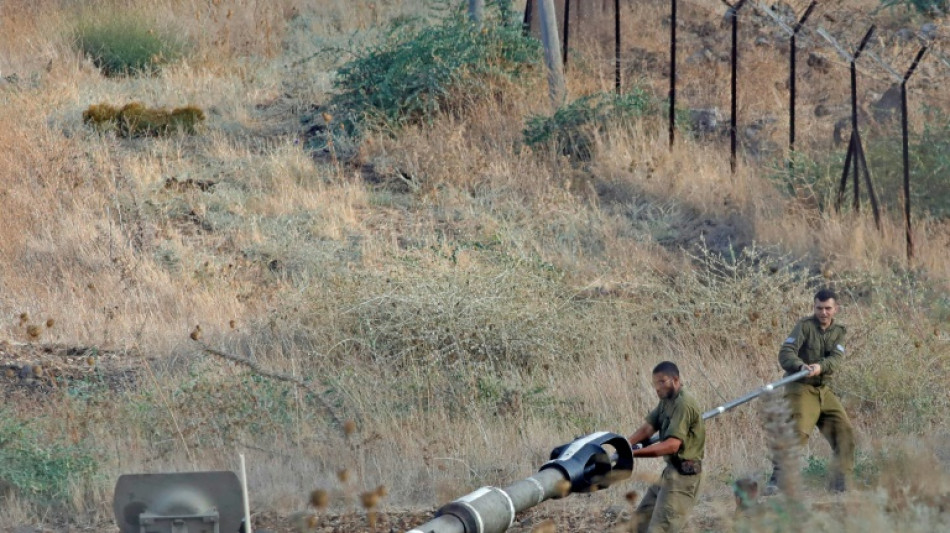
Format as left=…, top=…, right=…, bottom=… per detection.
left=0, top=0, right=949, bottom=531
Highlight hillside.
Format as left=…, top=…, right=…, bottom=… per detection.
left=1, top=1, right=949, bottom=531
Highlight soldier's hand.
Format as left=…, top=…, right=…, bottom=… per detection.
left=806, top=364, right=822, bottom=377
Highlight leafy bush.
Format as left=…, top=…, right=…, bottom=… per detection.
left=524, top=90, right=655, bottom=161
left=75, top=15, right=185, bottom=76
left=771, top=107, right=950, bottom=219
left=879, top=0, right=947, bottom=16
left=862, top=107, right=950, bottom=219
left=317, top=6, right=539, bottom=145
left=0, top=410, right=98, bottom=503
left=765, top=151, right=841, bottom=213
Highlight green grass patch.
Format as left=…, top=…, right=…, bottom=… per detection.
left=75, top=14, right=185, bottom=76
left=0, top=409, right=98, bottom=504
left=524, top=90, right=656, bottom=161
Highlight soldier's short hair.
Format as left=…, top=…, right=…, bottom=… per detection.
left=815, top=288, right=837, bottom=302
left=653, top=361, right=680, bottom=378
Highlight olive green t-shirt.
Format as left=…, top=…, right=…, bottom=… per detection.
left=646, top=388, right=705, bottom=464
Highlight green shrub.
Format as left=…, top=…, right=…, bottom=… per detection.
left=524, top=90, right=656, bottom=161
left=862, top=107, right=950, bottom=219
left=0, top=409, right=98, bottom=503
left=771, top=109, right=950, bottom=218
left=75, top=15, right=185, bottom=76
left=772, top=108, right=950, bottom=219
left=879, top=0, right=946, bottom=16
left=316, top=5, right=539, bottom=147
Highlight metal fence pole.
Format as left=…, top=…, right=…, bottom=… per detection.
left=723, top=0, right=748, bottom=174
left=469, top=0, right=484, bottom=22
left=563, top=0, right=571, bottom=68
left=789, top=1, right=817, bottom=168
left=669, top=0, right=677, bottom=147
left=539, top=0, right=567, bottom=106
left=832, top=26, right=876, bottom=219
left=615, top=0, right=622, bottom=93
left=901, top=46, right=927, bottom=261
left=523, top=0, right=534, bottom=35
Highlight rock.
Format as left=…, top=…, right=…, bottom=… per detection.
left=689, top=108, right=723, bottom=135
left=871, top=83, right=902, bottom=123
left=769, top=1, right=797, bottom=21
left=895, top=28, right=915, bottom=43
left=686, top=48, right=716, bottom=65
left=833, top=117, right=851, bottom=146
left=807, top=52, right=830, bottom=73
left=604, top=504, right=630, bottom=520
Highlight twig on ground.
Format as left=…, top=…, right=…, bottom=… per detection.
left=199, top=343, right=345, bottom=428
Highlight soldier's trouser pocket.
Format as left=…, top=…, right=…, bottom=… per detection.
left=636, top=466, right=702, bottom=533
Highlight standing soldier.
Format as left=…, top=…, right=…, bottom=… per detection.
left=767, top=288, right=855, bottom=494
left=627, top=361, right=705, bottom=533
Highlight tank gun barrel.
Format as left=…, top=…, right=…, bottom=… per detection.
left=408, top=432, right=633, bottom=533
left=407, top=369, right=810, bottom=533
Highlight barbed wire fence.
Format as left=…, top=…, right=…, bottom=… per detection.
left=520, top=0, right=948, bottom=261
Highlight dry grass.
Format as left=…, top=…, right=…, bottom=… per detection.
left=1, top=0, right=949, bottom=531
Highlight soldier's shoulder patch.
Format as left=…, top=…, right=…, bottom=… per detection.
left=784, top=336, right=796, bottom=344
left=836, top=344, right=845, bottom=353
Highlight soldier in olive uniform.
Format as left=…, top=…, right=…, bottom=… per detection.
left=627, top=361, right=705, bottom=533
left=769, top=288, right=855, bottom=493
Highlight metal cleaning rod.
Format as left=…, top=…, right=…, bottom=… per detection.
left=702, top=368, right=810, bottom=421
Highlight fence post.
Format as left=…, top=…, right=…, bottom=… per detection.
left=669, top=0, right=677, bottom=147
left=832, top=25, right=880, bottom=230
left=789, top=1, right=817, bottom=169
left=563, top=0, right=572, bottom=68
left=900, top=46, right=927, bottom=261
left=469, top=0, right=484, bottom=22
left=539, top=0, right=567, bottom=106
left=615, top=0, right=622, bottom=93
left=723, top=0, right=748, bottom=174
left=523, top=0, right=534, bottom=35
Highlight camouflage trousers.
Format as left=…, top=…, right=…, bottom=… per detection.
left=634, top=464, right=702, bottom=533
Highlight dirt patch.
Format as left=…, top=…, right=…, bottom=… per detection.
left=0, top=340, right=141, bottom=399
left=0, top=505, right=629, bottom=533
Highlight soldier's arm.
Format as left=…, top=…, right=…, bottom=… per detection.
left=633, top=437, right=682, bottom=458
left=628, top=422, right=657, bottom=448
left=635, top=402, right=692, bottom=458
left=629, top=403, right=661, bottom=446
left=778, top=321, right=807, bottom=372
left=819, top=326, right=847, bottom=375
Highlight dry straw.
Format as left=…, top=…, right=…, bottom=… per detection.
left=82, top=102, right=205, bottom=137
